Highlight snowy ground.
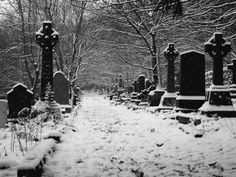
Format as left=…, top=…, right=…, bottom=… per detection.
left=41, top=93, right=236, bottom=177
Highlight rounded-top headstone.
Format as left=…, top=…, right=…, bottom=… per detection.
left=53, top=71, right=69, bottom=105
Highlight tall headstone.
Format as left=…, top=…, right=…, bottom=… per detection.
left=53, top=71, right=69, bottom=105
left=158, top=43, right=179, bottom=111
left=199, top=32, right=236, bottom=117
left=36, top=21, right=59, bottom=100
left=0, top=100, right=7, bottom=128
left=176, top=50, right=205, bottom=111
left=7, top=83, right=33, bottom=119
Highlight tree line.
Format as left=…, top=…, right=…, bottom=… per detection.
left=0, top=0, right=235, bottom=98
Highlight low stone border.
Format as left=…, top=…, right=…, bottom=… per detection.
left=17, top=138, right=57, bottom=177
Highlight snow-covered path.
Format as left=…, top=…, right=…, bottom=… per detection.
left=45, top=93, right=236, bottom=177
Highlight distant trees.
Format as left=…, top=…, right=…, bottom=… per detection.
left=0, top=0, right=235, bottom=97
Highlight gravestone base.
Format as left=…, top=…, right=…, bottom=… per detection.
left=199, top=85, right=236, bottom=117
left=229, top=84, right=236, bottom=99
left=48, top=100, right=62, bottom=118
left=148, top=88, right=165, bottom=106
left=130, top=92, right=141, bottom=105
left=175, top=95, right=205, bottom=112
left=156, top=92, right=177, bottom=112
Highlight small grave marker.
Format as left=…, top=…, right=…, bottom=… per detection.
left=7, top=83, right=33, bottom=119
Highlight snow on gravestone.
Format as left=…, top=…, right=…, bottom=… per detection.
left=176, top=50, right=205, bottom=111
left=53, top=71, right=69, bottom=105
left=0, top=99, right=7, bottom=128
left=7, top=83, right=33, bottom=119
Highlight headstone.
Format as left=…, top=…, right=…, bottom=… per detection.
left=0, top=100, right=7, bottom=128
left=133, top=80, right=139, bottom=93
left=176, top=50, right=205, bottom=111
left=199, top=32, right=236, bottom=117
left=53, top=71, right=69, bottom=105
left=136, top=80, right=141, bottom=93
left=118, top=74, right=123, bottom=88
left=36, top=21, right=59, bottom=100
left=138, top=75, right=145, bottom=92
left=158, top=43, right=178, bottom=111
left=7, top=83, right=33, bottom=119
left=118, top=74, right=124, bottom=99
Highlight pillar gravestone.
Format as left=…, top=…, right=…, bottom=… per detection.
left=133, top=80, right=139, bottom=93
left=0, top=100, right=7, bottom=128
left=36, top=21, right=59, bottom=100
left=118, top=74, right=124, bottom=99
left=199, top=32, right=236, bottom=117
left=7, top=83, right=33, bottom=119
left=158, top=43, right=178, bottom=111
left=176, top=50, right=205, bottom=111
left=53, top=71, right=69, bottom=105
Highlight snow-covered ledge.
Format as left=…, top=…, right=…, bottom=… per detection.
left=17, top=139, right=56, bottom=177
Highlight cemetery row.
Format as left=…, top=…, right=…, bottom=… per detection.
left=1, top=21, right=80, bottom=128
left=0, top=21, right=82, bottom=177
left=108, top=32, right=236, bottom=118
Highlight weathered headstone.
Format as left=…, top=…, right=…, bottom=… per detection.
left=0, top=100, right=7, bottom=128
left=53, top=71, right=69, bottom=105
left=36, top=21, right=59, bottom=100
left=158, top=43, right=178, bottom=111
left=7, top=83, right=33, bottom=119
left=199, top=32, right=236, bottom=116
left=176, top=50, right=205, bottom=111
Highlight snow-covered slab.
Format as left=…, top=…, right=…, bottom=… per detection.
left=17, top=139, right=56, bottom=177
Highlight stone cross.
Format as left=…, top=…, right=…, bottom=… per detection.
left=164, top=43, right=179, bottom=93
left=227, top=59, right=236, bottom=85
left=205, top=32, right=231, bottom=85
left=36, top=21, right=59, bottom=100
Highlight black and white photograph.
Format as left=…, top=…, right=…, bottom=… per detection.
left=0, top=0, right=236, bottom=176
